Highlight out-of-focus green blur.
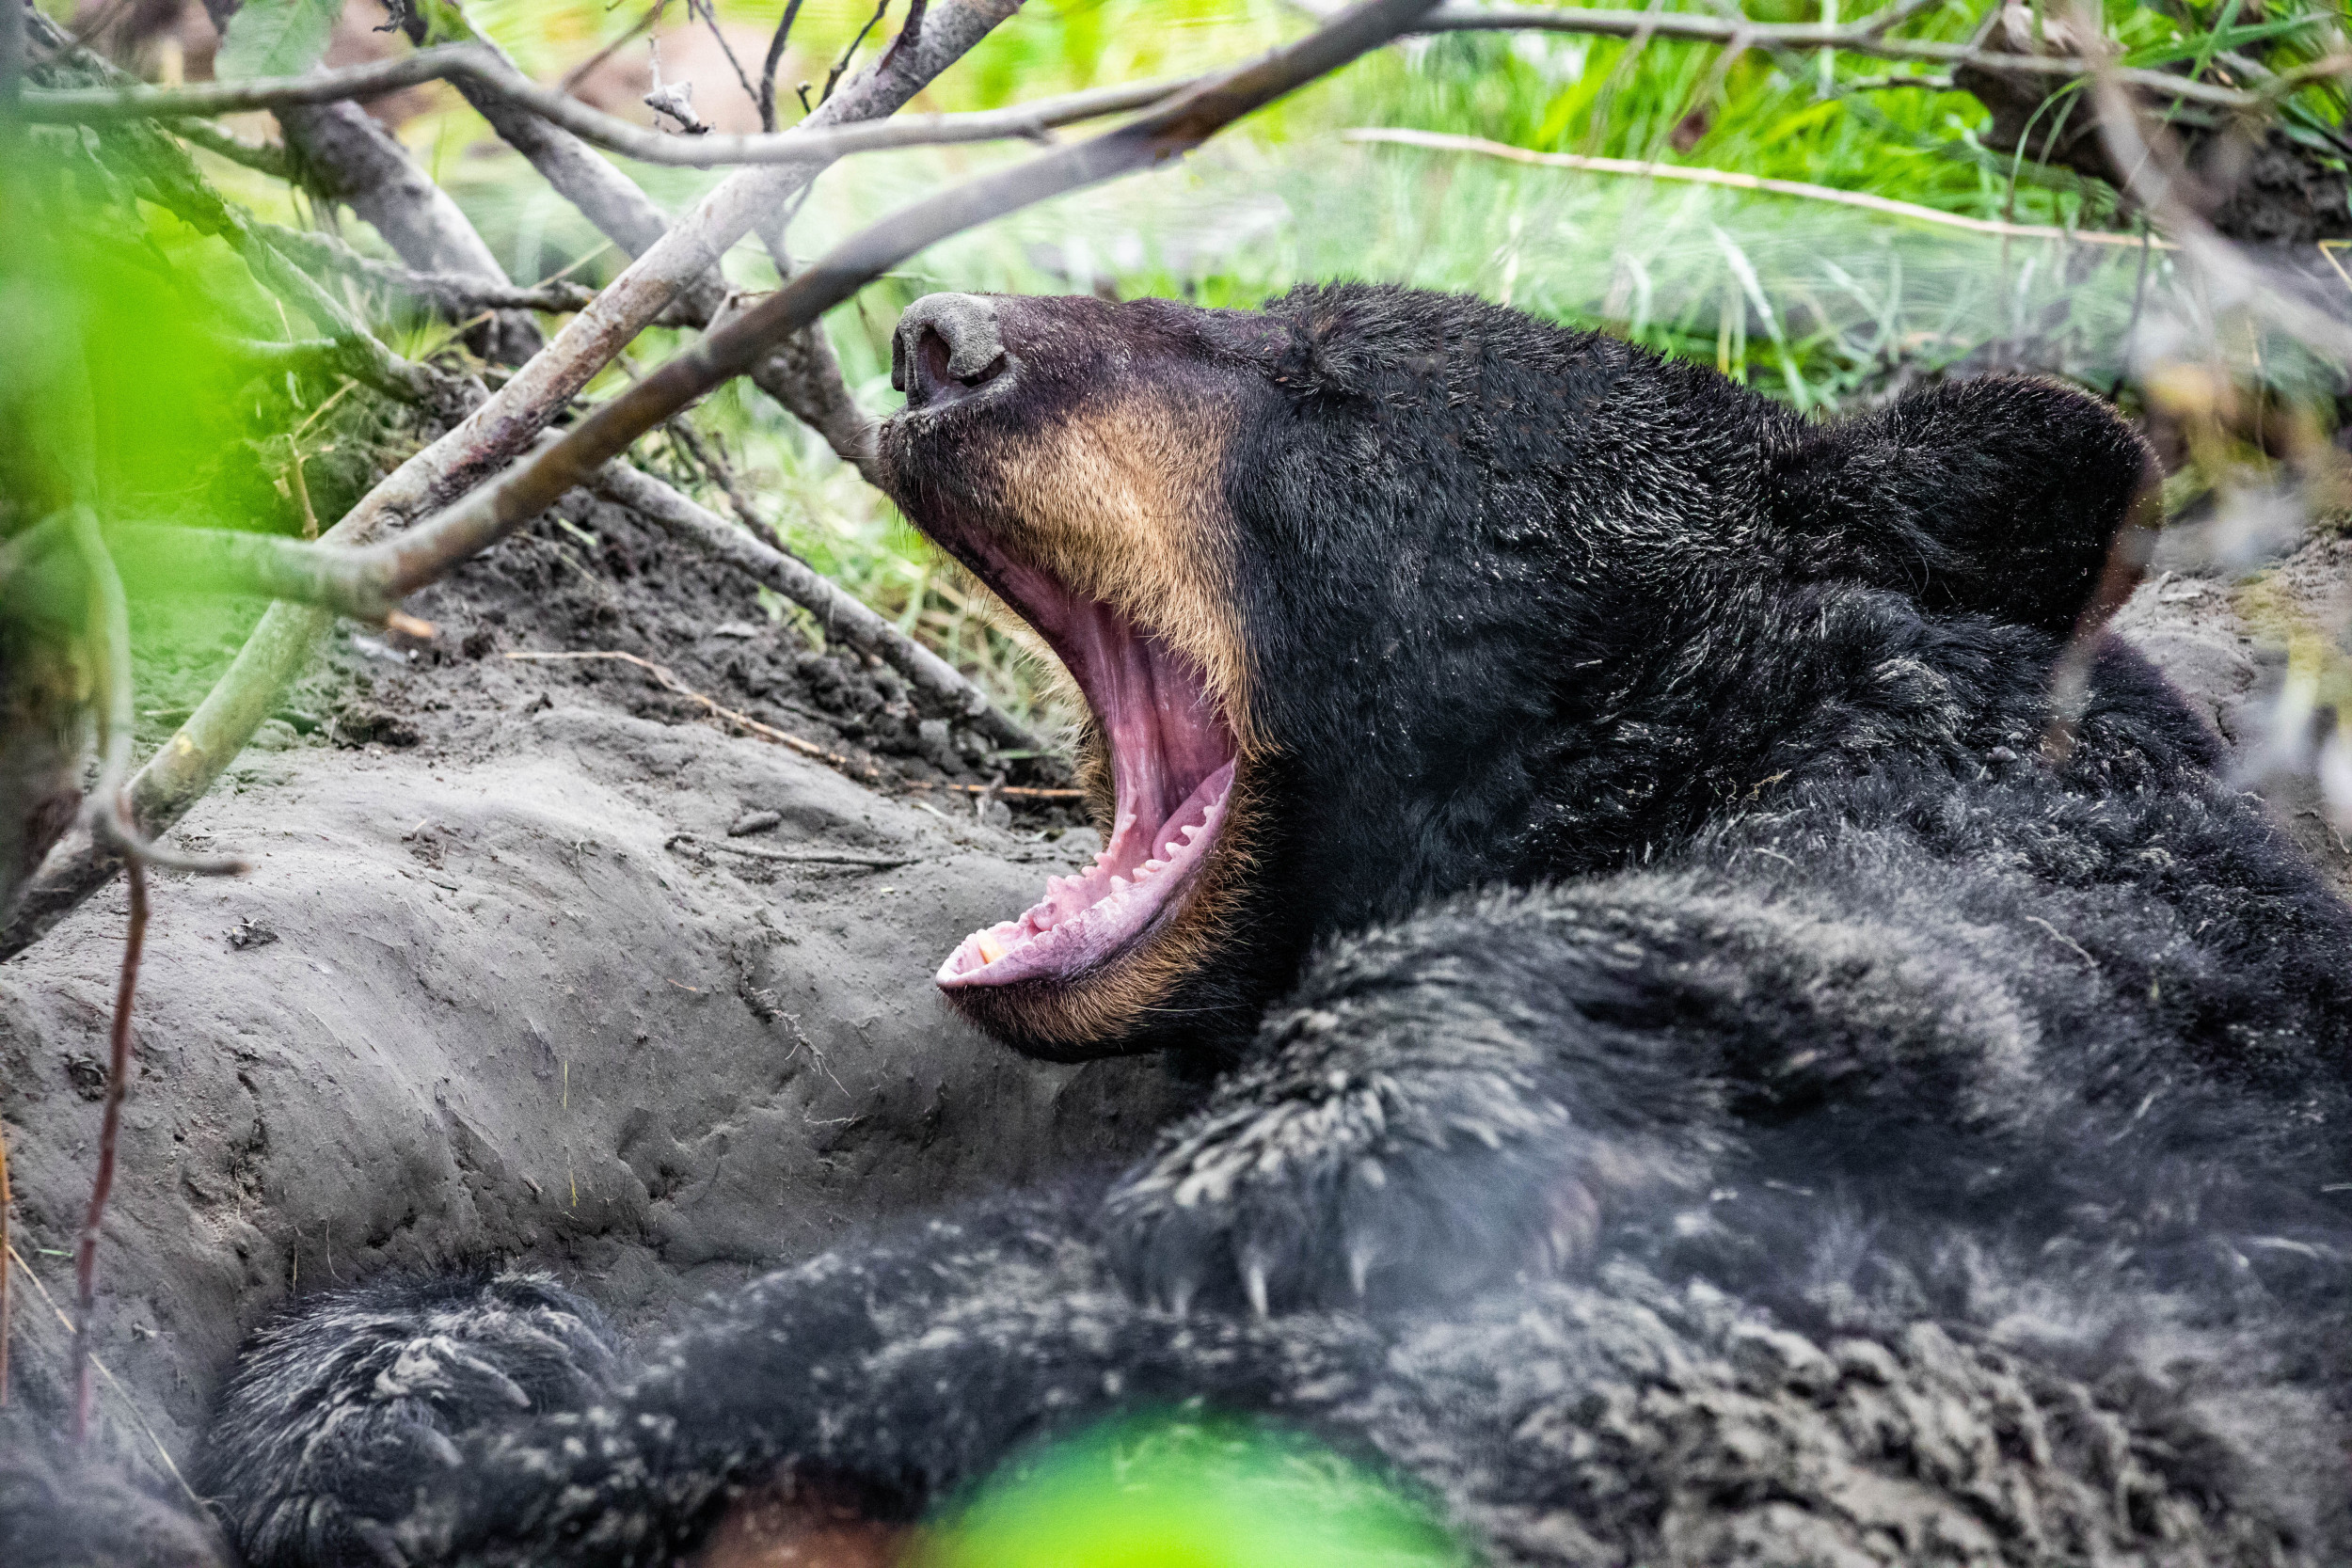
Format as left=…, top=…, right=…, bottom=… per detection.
left=911, top=1412, right=1476, bottom=1567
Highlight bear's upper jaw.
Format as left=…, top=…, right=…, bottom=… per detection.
left=940, top=592, right=1237, bottom=992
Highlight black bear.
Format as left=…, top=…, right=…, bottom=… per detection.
left=34, top=284, right=2352, bottom=1564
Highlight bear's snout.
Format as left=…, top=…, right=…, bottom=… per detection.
left=891, top=292, right=1012, bottom=412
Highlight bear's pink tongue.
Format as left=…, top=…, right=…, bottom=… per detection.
left=940, top=761, right=1233, bottom=989
left=926, top=546, right=1237, bottom=990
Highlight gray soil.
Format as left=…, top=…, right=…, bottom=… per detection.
left=0, top=497, right=2344, bottom=1522
left=0, top=490, right=1186, bottom=1464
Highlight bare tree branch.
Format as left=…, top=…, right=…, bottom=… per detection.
left=173, top=117, right=291, bottom=181
left=405, top=10, right=678, bottom=261
left=589, top=460, right=1039, bottom=752
left=272, top=99, right=548, bottom=364
left=21, top=43, right=1200, bottom=166
left=67, top=509, right=250, bottom=878
left=253, top=221, right=601, bottom=314
left=1281, top=0, right=2300, bottom=110
left=825, top=0, right=895, bottom=104
left=105, top=0, right=1451, bottom=630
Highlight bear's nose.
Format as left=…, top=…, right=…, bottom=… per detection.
left=892, top=293, right=1010, bottom=412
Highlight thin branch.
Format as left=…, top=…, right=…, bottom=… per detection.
left=0, top=0, right=1027, bottom=962
left=1347, top=126, right=2176, bottom=245
left=422, top=11, right=681, bottom=260
left=173, top=117, right=292, bottom=180
left=560, top=2, right=661, bottom=94
left=72, top=854, right=145, bottom=1447
left=589, top=459, right=1040, bottom=752
left=231, top=229, right=472, bottom=416
left=256, top=220, right=600, bottom=313
left=1281, top=0, right=2285, bottom=110
left=825, top=0, right=893, bottom=104
left=759, top=0, right=810, bottom=132
left=20, top=43, right=1200, bottom=166
left=664, top=418, right=767, bottom=531
left=691, top=0, right=766, bottom=114
left=69, top=509, right=248, bottom=878
left=6, top=1240, right=199, bottom=1504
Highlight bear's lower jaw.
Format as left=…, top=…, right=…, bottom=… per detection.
left=940, top=758, right=1233, bottom=990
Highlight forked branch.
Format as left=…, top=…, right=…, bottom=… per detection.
left=20, top=44, right=1199, bottom=166
left=103, top=0, right=1449, bottom=626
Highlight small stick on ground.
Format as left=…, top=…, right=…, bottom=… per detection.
left=666, top=832, right=915, bottom=867
left=72, top=855, right=147, bottom=1446
left=506, top=648, right=880, bottom=778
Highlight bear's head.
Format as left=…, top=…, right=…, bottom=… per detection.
left=878, top=284, right=2156, bottom=1063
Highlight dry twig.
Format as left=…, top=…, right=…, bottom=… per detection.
left=506, top=648, right=880, bottom=777
left=759, top=0, right=811, bottom=132
left=1294, top=0, right=2305, bottom=110
left=256, top=222, right=601, bottom=314
left=19, top=44, right=1196, bottom=167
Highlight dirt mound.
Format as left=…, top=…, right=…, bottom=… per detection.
left=0, top=487, right=1168, bottom=1465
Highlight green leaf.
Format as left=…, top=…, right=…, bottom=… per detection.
left=215, top=0, right=344, bottom=81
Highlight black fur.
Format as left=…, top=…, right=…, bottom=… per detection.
left=30, top=286, right=2352, bottom=1564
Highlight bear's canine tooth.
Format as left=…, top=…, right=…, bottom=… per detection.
left=974, top=931, right=1007, bottom=965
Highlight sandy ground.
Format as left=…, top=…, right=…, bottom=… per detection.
left=0, top=493, right=1182, bottom=1465
left=0, top=499, right=2342, bottom=1490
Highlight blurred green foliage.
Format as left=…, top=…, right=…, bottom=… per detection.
left=912, top=1412, right=1475, bottom=1568
left=1, top=128, right=278, bottom=537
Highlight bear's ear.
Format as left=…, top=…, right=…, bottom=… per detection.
left=1770, top=377, right=2159, bottom=640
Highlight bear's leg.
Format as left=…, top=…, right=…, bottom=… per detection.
left=196, top=1271, right=614, bottom=1568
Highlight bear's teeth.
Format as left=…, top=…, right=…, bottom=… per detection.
left=1110, top=876, right=1130, bottom=895
left=1142, top=859, right=1166, bottom=876
left=1181, top=823, right=1203, bottom=842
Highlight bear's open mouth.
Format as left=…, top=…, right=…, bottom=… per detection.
left=938, top=555, right=1238, bottom=992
